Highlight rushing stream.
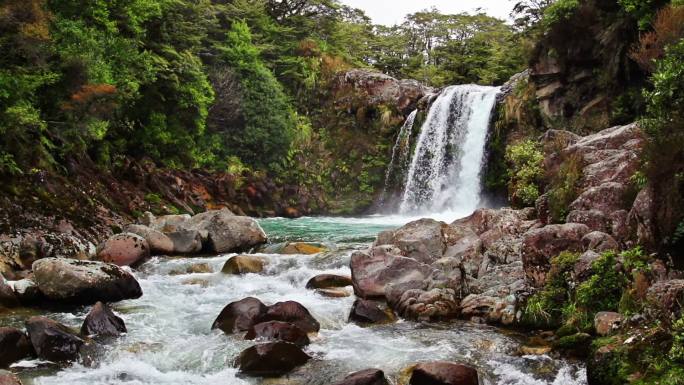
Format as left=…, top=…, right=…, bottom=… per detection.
left=4, top=216, right=587, bottom=385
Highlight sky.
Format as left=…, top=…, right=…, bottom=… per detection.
left=339, top=0, right=516, bottom=25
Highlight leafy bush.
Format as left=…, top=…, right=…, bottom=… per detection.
left=547, top=153, right=583, bottom=223
left=506, top=139, right=544, bottom=207
left=543, top=0, right=580, bottom=28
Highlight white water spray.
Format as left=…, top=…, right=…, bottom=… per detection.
left=398, top=85, right=500, bottom=217
left=379, top=109, right=417, bottom=207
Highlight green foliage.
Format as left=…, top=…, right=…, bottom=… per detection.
left=547, top=153, right=583, bottom=223
left=506, top=139, right=544, bottom=207
left=216, top=20, right=295, bottom=168
left=576, top=252, right=627, bottom=316
left=543, top=0, right=579, bottom=28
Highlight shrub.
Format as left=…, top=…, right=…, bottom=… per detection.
left=543, top=0, right=580, bottom=28
left=505, top=139, right=544, bottom=207
left=547, top=152, right=583, bottom=223
left=630, top=5, right=684, bottom=72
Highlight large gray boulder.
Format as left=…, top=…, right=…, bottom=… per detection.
left=189, top=211, right=267, bottom=253
left=350, top=247, right=435, bottom=299
left=374, top=219, right=452, bottom=264
left=32, top=258, right=142, bottom=304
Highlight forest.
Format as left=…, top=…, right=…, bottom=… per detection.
left=1, top=1, right=684, bottom=384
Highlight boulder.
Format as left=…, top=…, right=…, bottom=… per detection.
left=628, top=187, right=657, bottom=249
left=25, top=317, right=84, bottom=362
left=221, top=255, right=266, bottom=275
left=10, top=279, right=43, bottom=304
left=569, top=182, right=629, bottom=214
left=305, top=274, right=352, bottom=289
left=374, top=219, right=451, bottom=264
left=260, top=242, right=327, bottom=255
left=32, top=258, right=142, bottom=304
left=594, top=312, right=623, bottom=336
left=124, top=224, right=174, bottom=255
left=245, top=321, right=310, bottom=347
left=0, top=328, right=33, bottom=368
left=646, top=279, right=684, bottom=322
left=387, top=286, right=458, bottom=320
left=582, top=231, right=619, bottom=252
left=96, top=233, right=150, bottom=266
left=348, top=299, right=395, bottom=325
left=141, top=212, right=191, bottom=233
left=350, top=250, right=435, bottom=299
left=166, top=230, right=203, bottom=254
left=81, top=301, right=127, bottom=337
left=573, top=251, right=601, bottom=281
left=184, top=210, right=267, bottom=253
left=212, top=297, right=268, bottom=334
left=522, top=223, right=590, bottom=287
left=408, top=362, right=479, bottom=385
left=332, top=369, right=390, bottom=385
left=315, top=288, right=351, bottom=298
left=258, top=301, right=320, bottom=333
left=236, top=341, right=310, bottom=377
left=0, top=276, right=18, bottom=308
left=0, top=371, right=22, bottom=385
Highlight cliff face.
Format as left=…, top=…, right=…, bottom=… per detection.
left=523, top=0, right=649, bottom=134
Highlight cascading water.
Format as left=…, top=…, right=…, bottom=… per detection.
left=398, top=84, right=500, bottom=217
left=378, top=109, right=417, bottom=208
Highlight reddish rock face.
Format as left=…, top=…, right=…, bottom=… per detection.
left=245, top=321, right=309, bottom=347
left=351, top=250, right=435, bottom=300
left=332, top=369, right=390, bottom=385
left=522, top=223, right=590, bottom=287
left=96, top=232, right=150, bottom=266
left=409, top=362, right=479, bottom=385
left=646, top=279, right=684, bottom=323
left=236, top=341, right=310, bottom=377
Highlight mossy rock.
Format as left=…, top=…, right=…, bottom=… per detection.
left=553, top=332, right=592, bottom=357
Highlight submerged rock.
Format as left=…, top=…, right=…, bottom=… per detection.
left=221, top=255, right=266, bottom=275
left=315, top=288, right=351, bottom=298
left=96, top=232, right=150, bottom=266
left=32, top=258, right=142, bottom=304
left=348, top=299, right=395, bottom=325
left=305, top=274, right=352, bottom=289
left=332, top=368, right=390, bottom=385
left=245, top=321, right=310, bottom=347
left=0, top=327, right=33, bottom=368
left=408, top=362, right=479, bottom=385
left=236, top=341, right=310, bottom=377
left=212, top=297, right=268, bottom=334
left=81, top=301, right=127, bottom=337
left=261, top=242, right=327, bottom=255
left=258, top=301, right=320, bottom=333
left=25, top=316, right=84, bottom=362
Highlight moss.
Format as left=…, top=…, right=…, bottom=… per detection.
left=553, top=332, right=592, bottom=357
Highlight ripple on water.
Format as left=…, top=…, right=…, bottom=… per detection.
left=6, top=216, right=587, bottom=385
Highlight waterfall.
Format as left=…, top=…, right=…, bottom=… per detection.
left=398, top=84, right=500, bottom=216
left=379, top=110, right=417, bottom=208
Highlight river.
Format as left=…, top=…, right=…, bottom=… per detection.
left=6, top=216, right=587, bottom=385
